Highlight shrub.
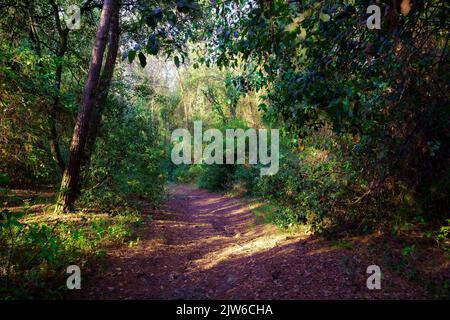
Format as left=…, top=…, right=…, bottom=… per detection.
left=230, top=165, right=259, bottom=195
left=0, top=184, right=143, bottom=299
left=78, top=99, right=167, bottom=212
left=172, top=164, right=203, bottom=183
left=255, top=126, right=357, bottom=231
left=197, top=163, right=235, bottom=191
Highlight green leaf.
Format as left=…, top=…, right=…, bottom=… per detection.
left=11, top=211, right=25, bottom=219
left=138, top=52, right=147, bottom=68
left=0, top=173, right=10, bottom=185
left=402, top=245, right=416, bottom=256
left=258, top=103, right=268, bottom=112
left=343, top=98, right=350, bottom=113
left=174, top=56, right=180, bottom=68
left=128, top=50, right=136, bottom=63
left=167, top=11, right=177, bottom=26
left=284, top=14, right=305, bottom=33
left=176, top=0, right=200, bottom=13
left=320, top=13, right=331, bottom=22
left=145, top=7, right=163, bottom=29
left=146, top=35, right=160, bottom=55
left=299, top=28, right=307, bottom=40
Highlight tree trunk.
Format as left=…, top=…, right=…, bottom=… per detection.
left=55, top=0, right=118, bottom=213
left=46, top=0, right=99, bottom=175
left=81, top=3, right=120, bottom=173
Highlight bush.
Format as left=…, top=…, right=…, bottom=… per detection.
left=255, top=126, right=358, bottom=231
left=197, top=164, right=235, bottom=191
left=78, top=99, right=167, bottom=212
left=196, top=119, right=260, bottom=192
left=231, top=165, right=259, bottom=195
left=0, top=43, right=65, bottom=186
left=171, top=164, right=203, bottom=183
left=0, top=185, right=143, bottom=299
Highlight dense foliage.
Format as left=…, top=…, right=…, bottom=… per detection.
left=0, top=0, right=448, bottom=299
left=185, top=0, right=450, bottom=232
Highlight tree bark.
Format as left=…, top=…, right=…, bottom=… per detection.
left=81, top=3, right=120, bottom=173
left=55, top=0, right=118, bottom=213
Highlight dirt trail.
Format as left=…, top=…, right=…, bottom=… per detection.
left=75, top=184, right=428, bottom=299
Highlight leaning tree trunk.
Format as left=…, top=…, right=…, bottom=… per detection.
left=81, top=3, right=120, bottom=174
left=55, top=0, right=118, bottom=213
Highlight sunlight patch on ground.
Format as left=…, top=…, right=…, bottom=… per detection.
left=191, top=229, right=307, bottom=271
left=305, top=246, right=339, bottom=256
left=192, top=197, right=223, bottom=206
left=152, top=220, right=211, bottom=229
left=22, top=210, right=110, bottom=225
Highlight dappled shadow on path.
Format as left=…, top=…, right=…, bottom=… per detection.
left=73, top=184, right=429, bottom=300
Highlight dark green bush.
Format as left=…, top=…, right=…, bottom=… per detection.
left=231, top=165, right=259, bottom=195
left=171, top=164, right=203, bottom=183
left=79, top=99, right=167, bottom=212
left=197, top=163, right=236, bottom=191
left=255, top=126, right=358, bottom=231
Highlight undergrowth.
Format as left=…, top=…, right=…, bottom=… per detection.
left=0, top=184, right=144, bottom=299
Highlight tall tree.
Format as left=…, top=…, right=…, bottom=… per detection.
left=55, top=0, right=119, bottom=212
left=47, top=0, right=99, bottom=174
left=81, top=1, right=121, bottom=174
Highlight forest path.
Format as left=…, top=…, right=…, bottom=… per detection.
left=75, top=184, right=428, bottom=299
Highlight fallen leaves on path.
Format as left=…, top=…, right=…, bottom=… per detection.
left=72, top=184, right=431, bottom=300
